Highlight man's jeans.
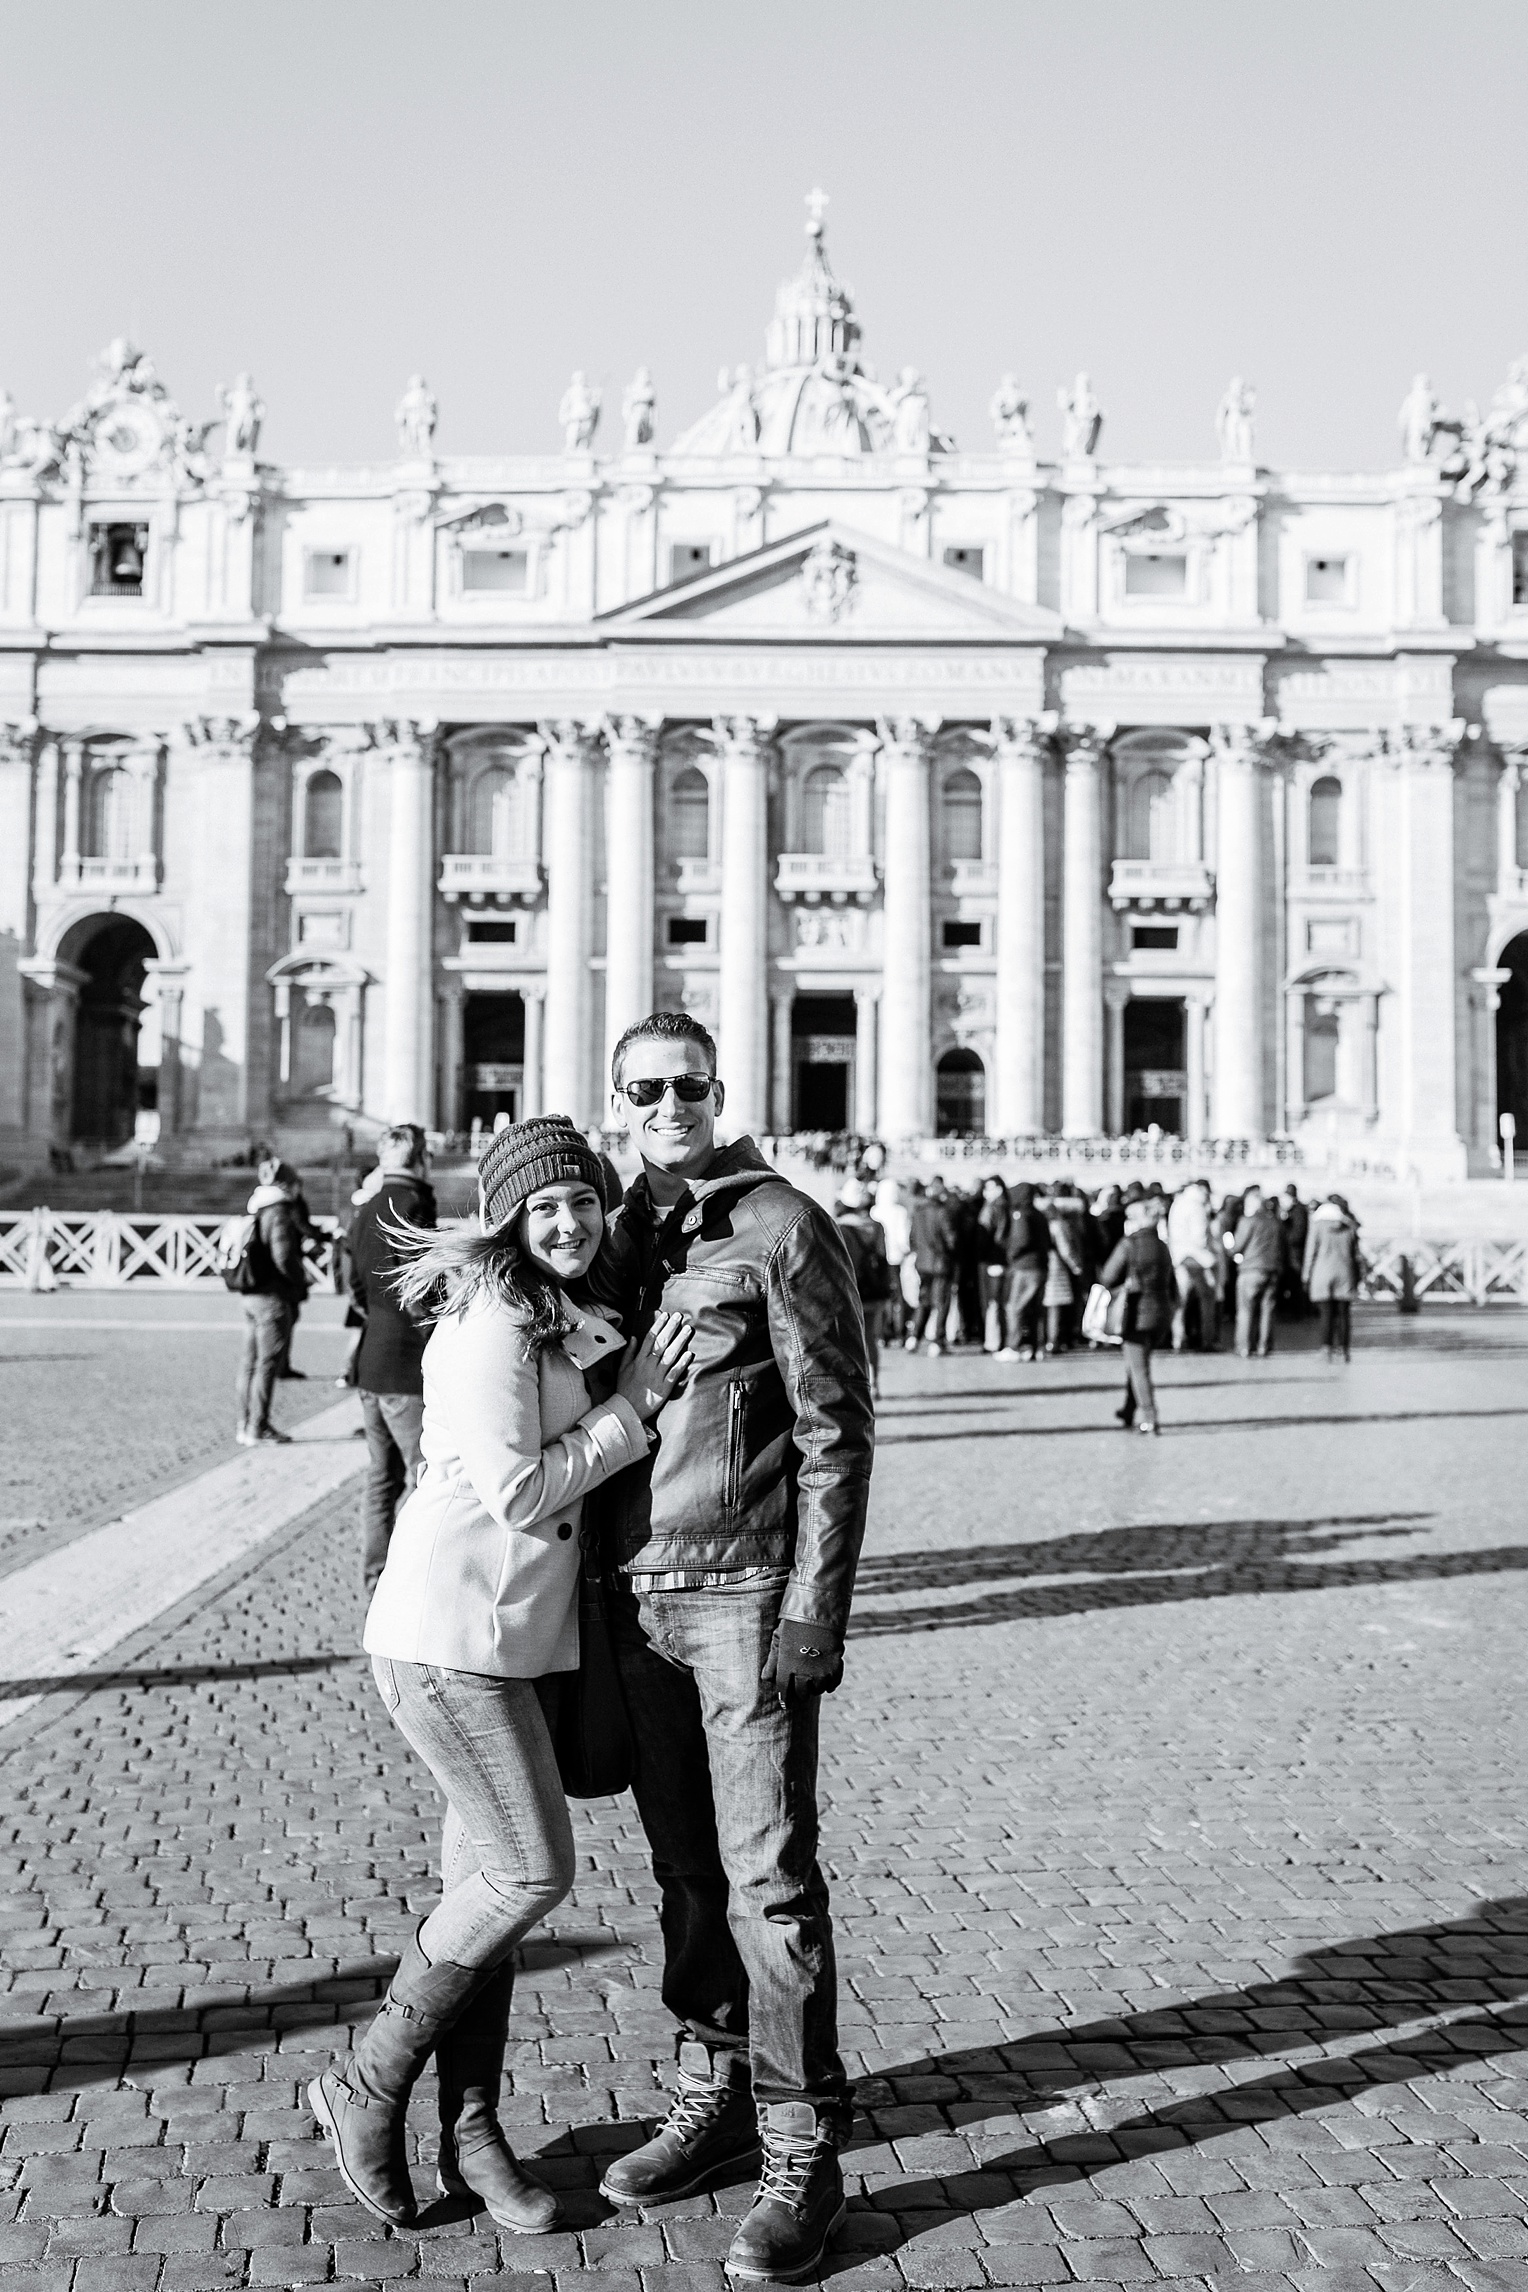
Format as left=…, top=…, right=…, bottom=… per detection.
left=1236, top=1271, right=1278, bottom=1357
left=607, top=1572, right=846, bottom=2118
left=360, top=1391, right=425, bottom=1593
left=1002, top=1265, right=1045, bottom=1353
left=910, top=1273, right=952, bottom=1346
left=236, top=1296, right=293, bottom=1434
left=1172, top=1260, right=1220, bottom=1352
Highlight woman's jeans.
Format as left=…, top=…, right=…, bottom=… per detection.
left=370, top=1656, right=575, bottom=1973
left=910, top=1273, right=952, bottom=1346
left=1003, top=1266, right=1045, bottom=1353
left=607, top=1572, right=847, bottom=2120
left=1321, top=1298, right=1352, bottom=1355
left=1119, top=1337, right=1158, bottom=1425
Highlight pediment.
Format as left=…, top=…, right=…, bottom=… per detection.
left=598, top=521, right=1061, bottom=643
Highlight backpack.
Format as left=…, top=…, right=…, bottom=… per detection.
left=215, top=1212, right=266, bottom=1294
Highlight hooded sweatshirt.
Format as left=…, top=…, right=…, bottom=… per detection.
left=244, top=1183, right=308, bottom=1305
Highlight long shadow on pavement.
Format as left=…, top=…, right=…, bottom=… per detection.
left=845, top=1512, right=1528, bottom=1635
left=0, top=1653, right=366, bottom=1700
left=876, top=1405, right=1528, bottom=1444
left=817, top=1895, right=1528, bottom=2274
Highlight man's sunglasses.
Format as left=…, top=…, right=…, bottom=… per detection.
left=621, top=1075, right=716, bottom=1107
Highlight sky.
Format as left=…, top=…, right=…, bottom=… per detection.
left=1, top=0, right=1525, bottom=474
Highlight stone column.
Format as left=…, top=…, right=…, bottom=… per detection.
left=381, top=718, right=438, bottom=1125
left=439, top=987, right=464, bottom=1134
left=854, top=987, right=879, bottom=1134
left=1389, top=723, right=1465, bottom=1165
left=716, top=715, right=773, bottom=1137
left=992, top=717, right=1048, bottom=1135
left=603, top=716, right=660, bottom=1090
left=60, top=738, right=84, bottom=884
left=1498, top=752, right=1523, bottom=888
left=541, top=719, right=600, bottom=1125
left=1185, top=995, right=1207, bottom=1144
left=879, top=716, right=935, bottom=1136
left=1286, top=991, right=1307, bottom=1127
left=1060, top=726, right=1107, bottom=1135
left=521, top=983, right=546, bottom=1119
left=129, top=744, right=160, bottom=884
left=770, top=987, right=795, bottom=1134
left=30, top=736, right=58, bottom=898
left=183, top=714, right=262, bottom=1138
left=1212, top=723, right=1270, bottom=1138
left=1103, top=986, right=1128, bottom=1136
left=17, top=957, right=88, bottom=1147
left=143, top=961, right=189, bottom=1134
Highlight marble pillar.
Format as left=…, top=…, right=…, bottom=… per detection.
left=770, top=987, right=795, bottom=1134
left=854, top=987, right=879, bottom=1135
left=541, top=719, right=599, bottom=1126
left=60, top=738, right=83, bottom=883
left=1212, top=724, right=1268, bottom=1138
left=1185, top=995, right=1207, bottom=1143
left=992, top=717, right=1047, bottom=1135
left=879, top=716, right=935, bottom=1136
left=603, top=716, right=660, bottom=1091
left=1390, top=724, right=1464, bottom=1163
left=716, top=715, right=773, bottom=1137
left=1060, top=727, right=1106, bottom=1134
left=382, top=720, right=438, bottom=1125
left=521, top=983, right=546, bottom=1120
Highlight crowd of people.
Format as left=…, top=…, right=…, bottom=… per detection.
left=829, top=1168, right=1365, bottom=1428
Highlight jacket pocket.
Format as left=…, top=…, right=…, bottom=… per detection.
left=723, top=1379, right=746, bottom=1511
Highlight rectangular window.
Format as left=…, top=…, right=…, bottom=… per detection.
left=943, top=546, right=984, bottom=579
left=1123, top=552, right=1187, bottom=598
left=1513, top=533, right=1528, bottom=607
left=666, top=916, right=708, bottom=946
left=669, top=543, right=713, bottom=583
left=304, top=549, right=353, bottom=599
left=941, top=919, right=983, bottom=949
left=466, top=919, right=517, bottom=944
left=89, top=523, right=148, bottom=598
left=461, top=548, right=529, bottom=595
left=1132, top=925, right=1179, bottom=951
left=1305, top=555, right=1349, bottom=604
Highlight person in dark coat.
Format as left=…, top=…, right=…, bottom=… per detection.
left=235, top=1159, right=310, bottom=1446
left=975, top=1175, right=1012, bottom=1353
left=907, top=1178, right=958, bottom=1355
left=1281, top=1183, right=1311, bottom=1315
left=1043, top=1182, right=1091, bottom=1353
left=833, top=1180, right=892, bottom=1398
left=1303, top=1195, right=1362, bottom=1361
left=949, top=1184, right=984, bottom=1348
left=998, top=1182, right=1049, bottom=1360
left=1231, top=1185, right=1285, bottom=1358
left=348, top=1123, right=438, bottom=1593
left=1090, top=1184, right=1125, bottom=1264
left=1099, top=1197, right=1175, bottom=1434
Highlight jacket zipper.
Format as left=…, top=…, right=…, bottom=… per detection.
left=724, top=1380, right=745, bottom=1510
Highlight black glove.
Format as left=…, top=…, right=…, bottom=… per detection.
left=762, top=1620, right=844, bottom=1703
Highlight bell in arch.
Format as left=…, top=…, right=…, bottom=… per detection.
left=110, top=529, right=145, bottom=583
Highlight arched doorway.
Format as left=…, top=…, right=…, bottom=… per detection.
left=936, top=1047, right=986, bottom=1138
left=1497, top=933, right=1528, bottom=1147
left=65, top=915, right=159, bottom=1144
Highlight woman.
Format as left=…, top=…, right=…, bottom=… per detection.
left=1043, top=1182, right=1089, bottom=1354
left=976, top=1174, right=1012, bottom=1353
left=998, top=1182, right=1049, bottom=1361
left=1303, top=1193, right=1361, bottom=1361
left=1100, top=1196, right=1175, bottom=1434
left=834, top=1178, right=893, bottom=1398
left=309, top=1116, right=693, bottom=2234
left=871, top=1175, right=911, bottom=1343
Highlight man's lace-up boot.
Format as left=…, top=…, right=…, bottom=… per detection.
left=308, top=1923, right=486, bottom=2227
left=434, top=1962, right=562, bottom=2233
left=725, top=2101, right=847, bottom=2283
left=600, top=2041, right=759, bottom=2206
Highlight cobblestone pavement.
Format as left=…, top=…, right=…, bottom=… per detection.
left=2, top=1306, right=1526, bottom=2292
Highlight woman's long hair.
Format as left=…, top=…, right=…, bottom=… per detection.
left=386, top=1204, right=618, bottom=1357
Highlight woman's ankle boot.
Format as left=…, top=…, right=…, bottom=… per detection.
left=435, top=1962, right=562, bottom=2233
left=309, top=1923, right=488, bottom=2227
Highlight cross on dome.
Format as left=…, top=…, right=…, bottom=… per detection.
left=805, top=187, right=829, bottom=238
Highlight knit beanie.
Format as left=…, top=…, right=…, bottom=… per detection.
left=478, top=1115, right=608, bottom=1233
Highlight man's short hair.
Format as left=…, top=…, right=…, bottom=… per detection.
left=378, top=1122, right=426, bottom=1168
left=612, top=1009, right=717, bottom=1089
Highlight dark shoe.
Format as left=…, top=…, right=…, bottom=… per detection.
left=435, top=1963, right=561, bottom=2233
left=725, top=2102, right=847, bottom=2283
left=600, top=2042, right=759, bottom=2207
left=309, top=1924, right=487, bottom=2227
left=248, top=1426, right=292, bottom=1446
left=278, top=1368, right=309, bottom=1380
left=1113, top=1404, right=1133, bottom=1427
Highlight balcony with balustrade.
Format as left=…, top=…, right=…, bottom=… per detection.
left=284, top=856, right=364, bottom=895
left=437, top=854, right=543, bottom=904
left=774, top=852, right=879, bottom=904
left=1108, top=860, right=1215, bottom=912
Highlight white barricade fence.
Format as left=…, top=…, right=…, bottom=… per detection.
left=0, top=1211, right=341, bottom=1291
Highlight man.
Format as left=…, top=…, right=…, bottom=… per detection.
left=1167, top=1178, right=1220, bottom=1353
left=235, top=1159, right=309, bottom=1446
left=907, top=1175, right=957, bottom=1356
left=1281, top=1182, right=1311, bottom=1315
left=348, top=1124, right=436, bottom=1596
left=996, top=1181, right=1049, bottom=1361
left=1231, top=1184, right=1284, bottom=1358
left=594, top=1010, right=874, bottom=2285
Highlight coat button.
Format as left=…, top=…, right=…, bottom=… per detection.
left=557, top=1522, right=573, bottom=1540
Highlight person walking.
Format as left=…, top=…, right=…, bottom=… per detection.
left=833, top=1178, right=893, bottom=1399
left=234, top=1159, right=309, bottom=1447
left=1231, top=1184, right=1284, bottom=1358
left=1304, top=1194, right=1361, bottom=1360
left=310, top=1116, right=694, bottom=2233
left=997, top=1181, right=1049, bottom=1361
left=1043, top=1181, right=1089, bottom=1354
left=1099, top=1196, right=1175, bottom=1433
left=870, top=1176, right=911, bottom=1344
left=976, top=1174, right=1011, bottom=1353
left=348, top=1123, right=437, bottom=1596
left=908, top=1176, right=958, bottom=1355
left=1166, top=1178, right=1220, bottom=1353
left=594, top=1009, right=875, bottom=2286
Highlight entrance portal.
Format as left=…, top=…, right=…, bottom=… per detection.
left=1497, top=934, right=1528, bottom=1150
left=791, top=994, right=856, bottom=1131
left=935, top=1047, right=986, bottom=1138
left=1124, top=998, right=1186, bottom=1134
left=463, top=992, right=525, bottom=1129
left=67, top=915, right=158, bottom=1144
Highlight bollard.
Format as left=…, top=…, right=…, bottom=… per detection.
left=1397, top=1253, right=1420, bottom=1315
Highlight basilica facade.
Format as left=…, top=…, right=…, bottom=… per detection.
left=4, top=200, right=1528, bottom=1179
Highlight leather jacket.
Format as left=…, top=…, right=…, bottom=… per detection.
left=595, top=1138, right=875, bottom=1638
